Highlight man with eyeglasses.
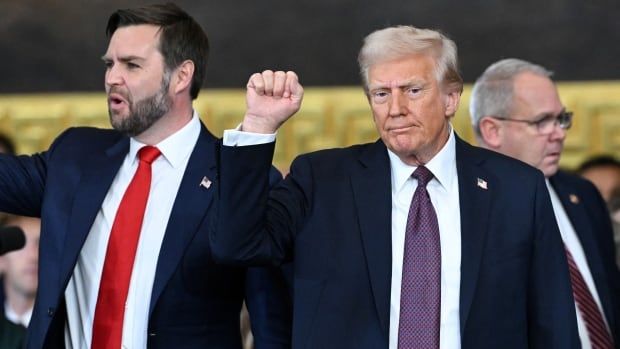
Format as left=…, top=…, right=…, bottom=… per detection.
left=470, top=58, right=620, bottom=349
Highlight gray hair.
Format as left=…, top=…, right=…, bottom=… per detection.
left=358, top=25, right=463, bottom=94
left=469, top=58, right=553, bottom=137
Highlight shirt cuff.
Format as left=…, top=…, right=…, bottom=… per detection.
left=223, top=125, right=277, bottom=146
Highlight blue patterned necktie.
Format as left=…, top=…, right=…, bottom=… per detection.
left=398, top=165, right=441, bottom=349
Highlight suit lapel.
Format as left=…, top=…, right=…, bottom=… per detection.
left=549, top=175, right=616, bottom=330
left=149, top=124, right=218, bottom=315
left=60, top=136, right=129, bottom=286
left=350, top=140, right=392, bottom=337
left=455, top=137, right=494, bottom=334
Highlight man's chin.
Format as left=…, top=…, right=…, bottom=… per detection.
left=541, top=163, right=560, bottom=178
left=109, top=113, right=130, bottom=131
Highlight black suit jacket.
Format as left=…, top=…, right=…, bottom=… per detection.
left=212, top=135, right=580, bottom=348
left=0, top=278, right=25, bottom=349
left=0, top=124, right=291, bottom=348
left=550, top=170, right=620, bottom=347
left=0, top=315, right=25, bottom=349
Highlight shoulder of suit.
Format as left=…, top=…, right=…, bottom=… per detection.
left=552, top=170, right=601, bottom=196
left=294, top=141, right=378, bottom=162
left=49, top=126, right=125, bottom=152
left=458, top=138, right=543, bottom=178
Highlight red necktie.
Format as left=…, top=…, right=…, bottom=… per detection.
left=565, top=246, right=614, bottom=349
left=398, top=166, right=441, bottom=349
left=92, top=146, right=161, bottom=349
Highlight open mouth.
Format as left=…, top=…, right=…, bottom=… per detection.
left=108, top=93, right=127, bottom=109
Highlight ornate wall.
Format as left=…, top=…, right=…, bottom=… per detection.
left=1, top=82, right=618, bottom=171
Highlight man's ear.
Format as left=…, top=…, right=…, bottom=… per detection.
left=478, top=116, right=503, bottom=149
left=444, top=90, right=461, bottom=117
left=172, top=60, right=195, bottom=95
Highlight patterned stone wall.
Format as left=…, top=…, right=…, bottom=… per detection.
left=1, top=83, right=618, bottom=171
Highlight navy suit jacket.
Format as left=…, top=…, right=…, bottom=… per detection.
left=0, top=125, right=291, bottom=348
left=550, top=171, right=620, bottom=347
left=212, top=135, right=580, bottom=348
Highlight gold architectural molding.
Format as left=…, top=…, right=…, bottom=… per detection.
left=1, top=82, right=619, bottom=170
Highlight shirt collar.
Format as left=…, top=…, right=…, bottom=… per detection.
left=5, top=300, right=33, bottom=327
left=128, top=110, right=201, bottom=169
left=388, top=125, right=457, bottom=193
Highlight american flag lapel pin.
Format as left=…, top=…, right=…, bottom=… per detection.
left=476, top=177, right=488, bottom=190
left=569, top=194, right=580, bottom=204
left=200, top=176, right=212, bottom=189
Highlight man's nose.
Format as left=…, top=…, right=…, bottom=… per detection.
left=388, top=90, right=407, bottom=116
left=105, top=65, right=124, bottom=87
left=549, top=120, right=567, bottom=140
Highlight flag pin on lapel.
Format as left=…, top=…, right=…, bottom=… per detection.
left=200, top=176, right=212, bottom=189
left=477, top=177, right=488, bottom=190
left=569, top=194, right=580, bottom=204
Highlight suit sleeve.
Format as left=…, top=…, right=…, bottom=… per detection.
left=583, top=180, right=620, bottom=345
left=242, top=164, right=293, bottom=348
left=211, top=141, right=311, bottom=266
left=528, top=174, right=580, bottom=348
left=0, top=147, right=53, bottom=217
left=244, top=264, right=293, bottom=349
left=0, top=128, right=79, bottom=217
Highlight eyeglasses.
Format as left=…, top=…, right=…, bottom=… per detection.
left=492, top=110, right=573, bottom=135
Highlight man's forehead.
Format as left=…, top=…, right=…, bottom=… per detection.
left=512, top=73, right=562, bottom=115
left=103, top=24, right=160, bottom=59
left=367, top=54, right=436, bottom=89
left=114, top=23, right=162, bottom=36
left=106, top=24, right=162, bottom=52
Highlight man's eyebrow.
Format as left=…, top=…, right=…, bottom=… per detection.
left=368, top=79, right=426, bottom=91
left=100, top=55, right=145, bottom=63
left=533, top=108, right=566, bottom=121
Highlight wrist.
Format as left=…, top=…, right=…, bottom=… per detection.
left=241, top=115, right=279, bottom=134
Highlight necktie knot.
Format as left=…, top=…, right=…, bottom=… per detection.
left=138, top=146, right=161, bottom=165
left=413, top=165, right=433, bottom=187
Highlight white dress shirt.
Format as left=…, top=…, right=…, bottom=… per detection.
left=546, top=180, right=610, bottom=349
left=64, top=112, right=200, bottom=349
left=388, top=129, right=462, bottom=349
left=223, top=127, right=463, bottom=348
left=4, top=301, right=33, bottom=327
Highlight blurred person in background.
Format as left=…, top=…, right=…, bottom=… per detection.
left=578, top=155, right=620, bottom=203
left=0, top=129, right=40, bottom=349
left=0, top=215, right=40, bottom=349
left=471, top=57, right=620, bottom=349
left=578, top=155, right=620, bottom=268
left=608, top=187, right=620, bottom=268
left=0, top=131, right=18, bottom=296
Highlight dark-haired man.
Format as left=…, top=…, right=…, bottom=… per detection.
left=0, top=3, right=290, bottom=348
left=578, top=155, right=620, bottom=203
left=0, top=215, right=40, bottom=349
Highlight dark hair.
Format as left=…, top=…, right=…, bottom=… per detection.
left=577, top=154, right=620, bottom=174
left=106, top=3, right=209, bottom=100
left=0, top=132, right=16, bottom=155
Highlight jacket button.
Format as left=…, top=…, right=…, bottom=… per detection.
left=47, top=308, right=55, bottom=316
left=148, top=332, right=156, bottom=337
